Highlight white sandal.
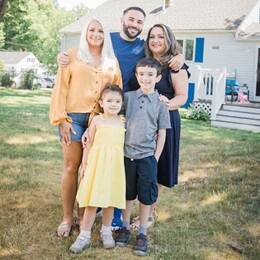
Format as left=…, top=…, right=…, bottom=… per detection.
left=56, top=222, right=72, bottom=237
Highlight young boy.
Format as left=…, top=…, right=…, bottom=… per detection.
left=115, top=58, right=171, bottom=256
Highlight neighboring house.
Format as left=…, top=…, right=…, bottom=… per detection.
left=0, top=51, right=45, bottom=77
left=60, top=0, right=260, bottom=131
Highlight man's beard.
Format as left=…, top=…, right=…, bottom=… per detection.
left=123, top=23, right=142, bottom=39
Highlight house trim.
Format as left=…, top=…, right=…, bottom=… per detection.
left=61, top=29, right=237, bottom=35
left=167, top=29, right=237, bottom=33
left=235, top=37, right=260, bottom=42
left=235, top=0, right=260, bottom=39
left=253, top=45, right=260, bottom=101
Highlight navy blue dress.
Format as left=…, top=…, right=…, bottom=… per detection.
left=128, top=65, right=190, bottom=188
left=156, top=67, right=180, bottom=187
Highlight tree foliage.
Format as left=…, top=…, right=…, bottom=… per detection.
left=20, top=69, right=35, bottom=89
left=1, top=0, right=88, bottom=73
left=0, top=72, right=12, bottom=87
left=0, top=0, right=8, bottom=17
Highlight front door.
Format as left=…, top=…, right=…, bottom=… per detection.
left=255, top=48, right=260, bottom=101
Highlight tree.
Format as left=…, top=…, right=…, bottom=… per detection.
left=0, top=22, right=4, bottom=48
left=2, top=0, right=37, bottom=50
left=20, top=69, right=35, bottom=89
left=1, top=0, right=88, bottom=73
left=0, top=0, right=8, bottom=17
left=0, top=72, right=12, bottom=87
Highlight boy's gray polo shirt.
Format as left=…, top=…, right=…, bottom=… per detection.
left=124, top=88, right=171, bottom=159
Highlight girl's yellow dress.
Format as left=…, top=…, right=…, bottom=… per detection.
left=77, top=123, right=126, bottom=209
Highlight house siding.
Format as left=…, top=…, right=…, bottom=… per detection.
left=61, top=31, right=259, bottom=101
left=203, top=33, right=257, bottom=101
left=174, top=32, right=258, bottom=101
left=60, top=34, right=80, bottom=52
left=239, top=1, right=260, bottom=31
left=4, top=53, right=43, bottom=76
left=17, top=54, right=41, bottom=73
left=250, top=2, right=260, bottom=23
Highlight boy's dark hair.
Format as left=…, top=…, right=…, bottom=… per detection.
left=123, top=6, right=146, bottom=17
left=136, top=57, right=162, bottom=76
left=100, top=84, right=123, bottom=100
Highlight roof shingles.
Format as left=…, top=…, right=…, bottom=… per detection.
left=61, top=0, right=258, bottom=34
left=0, top=51, right=31, bottom=64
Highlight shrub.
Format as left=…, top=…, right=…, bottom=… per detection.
left=20, top=69, right=36, bottom=89
left=0, top=72, right=13, bottom=87
left=183, top=105, right=210, bottom=121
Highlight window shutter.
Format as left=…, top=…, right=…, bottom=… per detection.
left=195, top=37, right=204, bottom=63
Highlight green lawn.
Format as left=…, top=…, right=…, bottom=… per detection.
left=0, top=88, right=259, bottom=260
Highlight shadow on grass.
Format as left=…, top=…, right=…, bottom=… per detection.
left=150, top=156, right=260, bottom=259
left=1, top=89, right=260, bottom=259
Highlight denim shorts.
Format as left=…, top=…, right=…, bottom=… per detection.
left=124, top=156, right=158, bottom=205
left=58, top=113, right=89, bottom=142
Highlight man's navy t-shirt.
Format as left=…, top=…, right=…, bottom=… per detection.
left=110, top=32, right=145, bottom=92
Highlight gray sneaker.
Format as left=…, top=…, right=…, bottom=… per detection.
left=115, top=227, right=131, bottom=247
left=133, top=233, right=148, bottom=256
left=69, top=233, right=91, bottom=253
left=101, top=231, right=115, bottom=249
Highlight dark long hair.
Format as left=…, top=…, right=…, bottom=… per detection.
left=145, top=24, right=181, bottom=67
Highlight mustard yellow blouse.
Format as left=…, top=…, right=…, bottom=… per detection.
left=49, top=48, right=122, bottom=125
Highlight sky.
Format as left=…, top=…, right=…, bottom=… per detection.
left=57, top=0, right=107, bottom=10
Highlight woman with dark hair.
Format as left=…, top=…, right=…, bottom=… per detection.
left=147, top=24, right=189, bottom=186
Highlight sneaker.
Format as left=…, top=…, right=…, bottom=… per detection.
left=133, top=233, right=148, bottom=256
left=115, top=227, right=131, bottom=247
left=69, top=233, right=91, bottom=253
left=101, top=230, right=115, bottom=249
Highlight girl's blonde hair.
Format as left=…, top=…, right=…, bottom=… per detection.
left=77, top=18, right=117, bottom=71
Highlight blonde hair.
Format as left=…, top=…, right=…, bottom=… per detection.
left=77, top=18, right=117, bottom=71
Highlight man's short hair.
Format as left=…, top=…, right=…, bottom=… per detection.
left=123, top=6, right=146, bottom=17
left=136, top=58, right=162, bottom=76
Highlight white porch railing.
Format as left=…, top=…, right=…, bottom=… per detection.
left=194, top=66, right=227, bottom=120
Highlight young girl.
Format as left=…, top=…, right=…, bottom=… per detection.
left=70, top=85, right=125, bottom=253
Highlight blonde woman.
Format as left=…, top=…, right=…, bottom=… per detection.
left=49, top=18, right=122, bottom=237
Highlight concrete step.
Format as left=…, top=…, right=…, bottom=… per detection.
left=218, top=110, right=260, bottom=120
left=222, top=104, right=260, bottom=114
left=215, top=115, right=260, bottom=126
left=211, top=120, right=260, bottom=132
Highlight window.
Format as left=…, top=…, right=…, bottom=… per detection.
left=176, top=39, right=194, bottom=61
left=27, top=57, right=35, bottom=62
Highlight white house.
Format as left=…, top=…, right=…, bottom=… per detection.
left=60, top=0, right=260, bottom=131
left=0, top=51, right=44, bottom=77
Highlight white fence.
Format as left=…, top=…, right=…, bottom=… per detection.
left=194, top=66, right=227, bottom=120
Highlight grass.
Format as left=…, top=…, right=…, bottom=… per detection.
left=0, top=87, right=259, bottom=260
